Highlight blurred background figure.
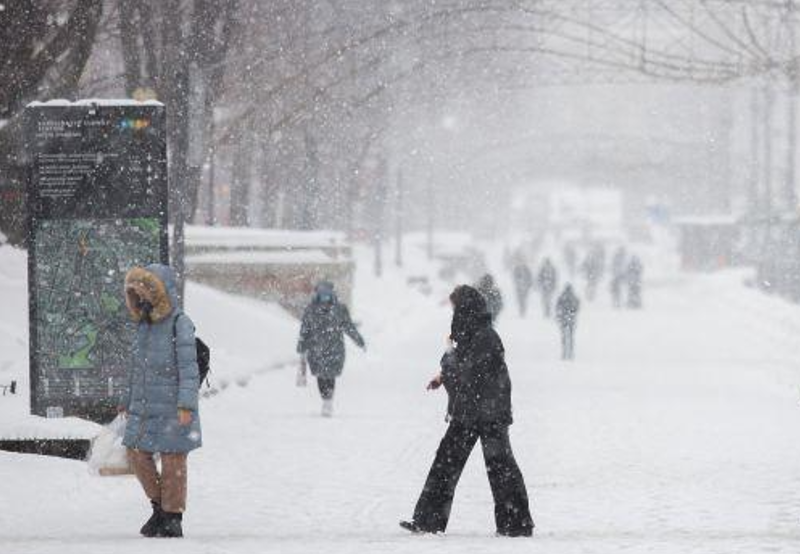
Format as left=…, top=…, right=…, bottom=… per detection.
left=581, top=247, right=602, bottom=302
left=511, top=257, right=534, bottom=317
left=563, top=243, right=578, bottom=278
left=556, top=284, right=581, bottom=361
left=476, top=274, right=504, bottom=323
left=610, top=246, right=628, bottom=308
left=537, top=257, right=558, bottom=318
left=626, top=256, right=644, bottom=309
left=297, top=281, right=366, bottom=417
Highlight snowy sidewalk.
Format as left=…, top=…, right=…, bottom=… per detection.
left=3, top=259, right=800, bottom=553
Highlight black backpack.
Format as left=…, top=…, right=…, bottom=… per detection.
left=173, top=315, right=211, bottom=388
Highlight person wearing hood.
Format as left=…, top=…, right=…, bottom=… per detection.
left=121, top=264, right=202, bottom=539
left=400, top=285, right=534, bottom=537
left=476, top=273, right=504, bottom=323
left=555, top=284, right=580, bottom=361
left=297, top=281, right=366, bottom=417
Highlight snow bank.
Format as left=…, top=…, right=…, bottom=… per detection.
left=0, top=245, right=300, bottom=440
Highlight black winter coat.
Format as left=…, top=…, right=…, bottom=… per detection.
left=440, top=321, right=513, bottom=426
left=297, top=300, right=364, bottom=378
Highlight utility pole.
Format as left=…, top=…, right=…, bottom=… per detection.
left=716, top=89, right=734, bottom=214
left=426, top=179, right=435, bottom=261
left=205, top=117, right=216, bottom=226
left=763, top=84, right=774, bottom=216
left=750, top=86, right=762, bottom=215
left=394, top=168, right=404, bottom=268
left=785, top=0, right=798, bottom=211
left=373, top=158, right=387, bottom=278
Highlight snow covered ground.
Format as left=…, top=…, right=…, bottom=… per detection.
left=3, top=239, right=800, bottom=553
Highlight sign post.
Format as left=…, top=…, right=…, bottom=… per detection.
left=25, top=100, right=168, bottom=423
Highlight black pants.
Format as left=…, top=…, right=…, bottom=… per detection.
left=412, top=421, right=534, bottom=534
left=317, top=377, right=336, bottom=400
left=561, top=324, right=575, bottom=360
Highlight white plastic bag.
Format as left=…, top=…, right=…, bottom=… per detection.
left=296, top=357, right=308, bottom=387
left=87, top=414, right=132, bottom=476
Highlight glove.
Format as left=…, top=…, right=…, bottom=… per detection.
left=427, top=375, right=443, bottom=390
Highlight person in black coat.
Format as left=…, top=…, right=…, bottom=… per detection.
left=297, top=281, right=365, bottom=416
left=555, top=284, right=580, bottom=360
left=400, top=285, right=534, bottom=537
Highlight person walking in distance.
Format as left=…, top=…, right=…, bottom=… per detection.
left=610, top=246, right=627, bottom=309
left=537, top=257, right=558, bottom=318
left=581, top=247, right=603, bottom=302
left=476, top=273, right=504, bottom=323
left=555, top=284, right=580, bottom=361
left=511, top=260, right=534, bottom=317
left=626, top=255, right=644, bottom=309
left=297, top=281, right=366, bottom=417
left=400, top=285, right=534, bottom=537
left=121, top=264, right=202, bottom=538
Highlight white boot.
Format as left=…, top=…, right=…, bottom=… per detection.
left=321, top=399, right=334, bottom=418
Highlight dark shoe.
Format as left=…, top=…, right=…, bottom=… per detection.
left=399, top=520, right=439, bottom=534
left=156, top=512, right=183, bottom=538
left=140, top=501, right=163, bottom=537
left=496, top=527, right=533, bottom=537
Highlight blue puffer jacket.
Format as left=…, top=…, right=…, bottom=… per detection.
left=121, top=264, right=202, bottom=453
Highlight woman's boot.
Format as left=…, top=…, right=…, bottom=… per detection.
left=140, top=500, right=163, bottom=537
left=157, top=512, right=183, bottom=538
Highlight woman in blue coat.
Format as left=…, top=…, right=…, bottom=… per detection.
left=121, top=263, right=201, bottom=538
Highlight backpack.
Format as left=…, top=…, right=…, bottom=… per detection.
left=173, top=315, right=211, bottom=388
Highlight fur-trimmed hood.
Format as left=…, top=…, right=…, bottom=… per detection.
left=124, top=264, right=178, bottom=323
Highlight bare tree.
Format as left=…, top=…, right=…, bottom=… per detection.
left=0, top=0, right=104, bottom=244
left=116, top=0, right=240, bottom=302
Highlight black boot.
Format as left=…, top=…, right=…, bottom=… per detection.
left=399, top=520, right=439, bottom=534
left=156, top=512, right=183, bottom=538
left=140, top=501, right=163, bottom=537
left=496, top=526, right=533, bottom=538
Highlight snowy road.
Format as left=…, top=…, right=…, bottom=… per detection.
left=3, top=253, right=800, bottom=553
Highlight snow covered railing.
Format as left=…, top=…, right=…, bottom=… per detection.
left=184, top=225, right=349, bottom=259
left=184, top=226, right=354, bottom=317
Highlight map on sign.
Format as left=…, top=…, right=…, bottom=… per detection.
left=33, top=218, right=161, bottom=372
